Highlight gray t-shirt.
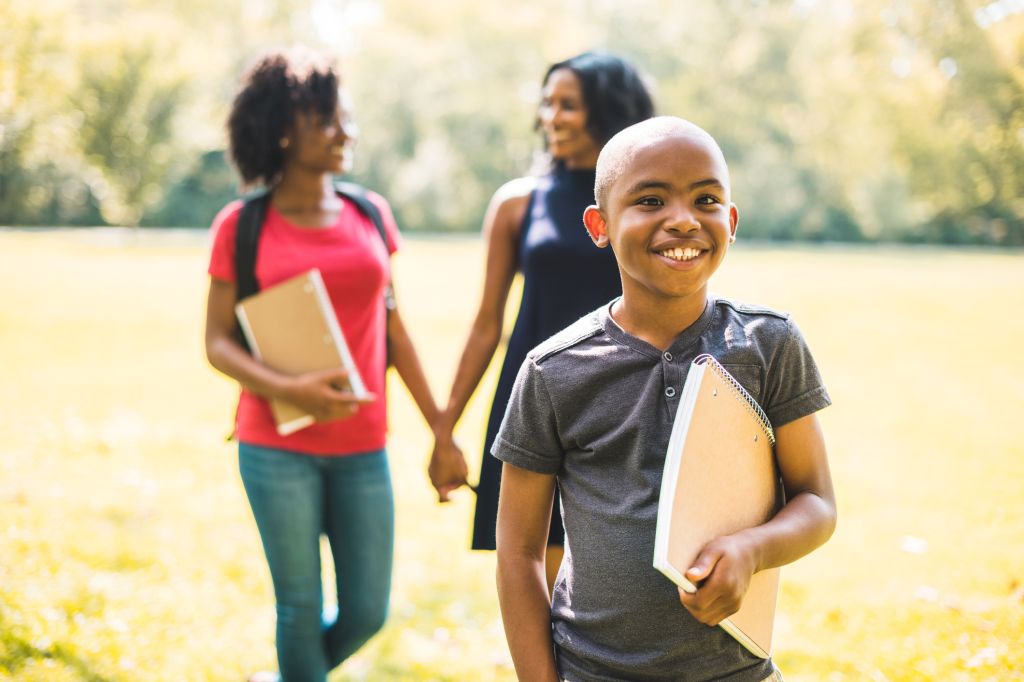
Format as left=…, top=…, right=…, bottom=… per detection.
left=493, top=295, right=831, bottom=682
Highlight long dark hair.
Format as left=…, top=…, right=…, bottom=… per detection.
left=227, top=47, right=340, bottom=187
left=536, top=51, right=655, bottom=150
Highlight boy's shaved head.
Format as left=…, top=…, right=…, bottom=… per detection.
left=594, top=116, right=728, bottom=208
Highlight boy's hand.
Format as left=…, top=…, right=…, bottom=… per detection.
left=677, top=534, right=757, bottom=627
left=428, top=437, right=469, bottom=503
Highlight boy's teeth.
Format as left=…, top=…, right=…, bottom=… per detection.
left=661, top=247, right=700, bottom=261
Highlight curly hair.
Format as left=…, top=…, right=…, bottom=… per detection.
left=536, top=51, right=655, bottom=152
left=227, top=47, right=340, bottom=187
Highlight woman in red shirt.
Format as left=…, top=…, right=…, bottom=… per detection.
left=204, top=48, right=466, bottom=682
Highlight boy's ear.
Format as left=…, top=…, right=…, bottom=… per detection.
left=728, top=203, right=739, bottom=242
left=583, top=205, right=610, bottom=248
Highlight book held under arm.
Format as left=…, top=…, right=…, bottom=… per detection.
left=234, top=268, right=366, bottom=436
left=654, top=354, right=782, bottom=659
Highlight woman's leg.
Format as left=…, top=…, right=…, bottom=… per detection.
left=239, top=443, right=328, bottom=682
left=321, top=448, right=394, bottom=668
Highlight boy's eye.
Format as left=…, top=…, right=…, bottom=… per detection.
left=636, top=196, right=664, bottom=207
left=696, top=195, right=722, bottom=206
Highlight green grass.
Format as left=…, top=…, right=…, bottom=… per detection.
left=0, top=231, right=1021, bottom=681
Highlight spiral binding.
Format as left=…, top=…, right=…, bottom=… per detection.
left=693, top=354, right=775, bottom=446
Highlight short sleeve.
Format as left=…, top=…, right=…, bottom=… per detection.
left=491, top=357, right=564, bottom=475
left=366, top=191, right=402, bottom=255
left=207, top=200, right=244, bottom=282
left=763, top=317, right=831, bottom=427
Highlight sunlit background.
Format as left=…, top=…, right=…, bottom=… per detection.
left=3, top=0, right=1022, bottom=243
left=2, top=1, right=1023, bottom=681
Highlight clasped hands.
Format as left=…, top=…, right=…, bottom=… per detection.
left=279, top=368, right=470, bottom=503
left=427, top=431, right=469, bottom=503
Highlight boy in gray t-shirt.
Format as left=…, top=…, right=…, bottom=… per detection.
left=493, top=117, right=836, bottom=682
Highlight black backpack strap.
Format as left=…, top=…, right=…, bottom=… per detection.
left=335, top=181, right=396, bottom=366
left=234, top=190, right=272, bottom=301
left=334, top=181, right=387, bottom=243
left=334, top=180, right=396, bottom=310
left=234, top=184, right=390, bottom=303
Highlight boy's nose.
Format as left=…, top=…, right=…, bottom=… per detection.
left=665, top=209, right=701, bottom=233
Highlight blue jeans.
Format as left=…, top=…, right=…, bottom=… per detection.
left=239, top=443, right=394, bottom=682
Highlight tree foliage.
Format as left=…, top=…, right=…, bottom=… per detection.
left=2, top=0, right=1022, bottom=244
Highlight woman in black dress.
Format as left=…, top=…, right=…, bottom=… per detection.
left=433, top=52, right=654, bottom=589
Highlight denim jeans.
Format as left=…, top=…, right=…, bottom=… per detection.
left=239, top=443, right=394, bottom=682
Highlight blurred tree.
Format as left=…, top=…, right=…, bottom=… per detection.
left=342, top=0, right=550, bottom=232
left=75, top=39, right=188, bottom=226
left=0, top=1, right=104, bottom=226
left=885, top=0, right=1024, bottom=244
left=140, top=151, right=237, bottom=228
left=573, top=0, right=867, bottom=241
left=2, top=0, right=1021, bottom=243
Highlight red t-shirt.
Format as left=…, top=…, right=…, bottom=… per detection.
left=208, top=193, right=401, bottom=456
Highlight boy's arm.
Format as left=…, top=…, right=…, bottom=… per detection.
left=679, top=412, right=836, bottom=626
left=496, top=462, right=559, bottom=682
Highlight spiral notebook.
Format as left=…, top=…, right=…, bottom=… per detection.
left=234, top=268, right=366, bottom=436
left=654, top=354, right=782, bottom=659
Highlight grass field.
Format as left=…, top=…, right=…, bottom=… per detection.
left=0, top=230, right=1021, bottom=681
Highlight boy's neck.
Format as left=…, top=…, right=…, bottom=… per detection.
left=610, top=289, right=709, bottom=351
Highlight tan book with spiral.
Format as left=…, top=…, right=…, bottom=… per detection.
left=654, top=354, right=782, bottom=659
left=234, top=268, right=366, bottom=436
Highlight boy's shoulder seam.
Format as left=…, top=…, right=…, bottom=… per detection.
left=716, top=297, right=791, bottom=321
left=532, top=315, right=605, bottom=364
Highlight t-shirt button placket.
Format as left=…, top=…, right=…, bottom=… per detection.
left=664, top=386, right=676, bottom=398
left=663, top=351, right=673, bottom=362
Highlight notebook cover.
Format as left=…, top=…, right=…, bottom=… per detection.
left=654, top=357, right=781, bottom=658
left=234, top=268, right=366, bottom=435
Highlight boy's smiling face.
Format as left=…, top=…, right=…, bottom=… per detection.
left=585, top=121, right=738, bottom=307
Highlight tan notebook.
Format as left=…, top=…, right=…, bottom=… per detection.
left=654, top=354, right=782, bottom=659
left=234, top=268, right=367, bottom=436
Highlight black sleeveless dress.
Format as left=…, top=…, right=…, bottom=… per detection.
left=472, top=164, right=622, bottom=550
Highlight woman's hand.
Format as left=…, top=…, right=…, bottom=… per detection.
left=428, top=432, right=469, bottom=502
left=281, top=367, right=376, bottom=423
